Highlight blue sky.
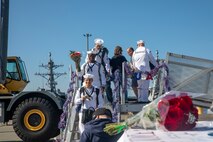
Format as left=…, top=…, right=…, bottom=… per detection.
left=8, top=0, right=213, bottom=93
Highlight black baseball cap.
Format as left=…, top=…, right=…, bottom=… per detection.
left=92, top=108, right=112, bottom=119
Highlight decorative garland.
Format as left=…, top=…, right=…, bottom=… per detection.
left=56, top=71, right=77, bottom=142
left=123, top=61, right=170, bottom=92
left=112, top=69, right=121, bottom=122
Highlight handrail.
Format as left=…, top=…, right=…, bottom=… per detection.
left=173, top=67, right=213, bottom=90
left=57, top=65, right=78, bottom=142
left=121, top=61, right=170, bottom=100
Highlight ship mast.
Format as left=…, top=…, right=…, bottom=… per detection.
left=35, top=52, right=66, bottom=92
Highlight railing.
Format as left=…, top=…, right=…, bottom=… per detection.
left=57, top=66, right=79, bottom=142
left=121, top=61, right=170, bottom=104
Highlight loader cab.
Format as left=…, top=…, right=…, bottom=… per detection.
left=4, top=56, right=29, bottom=94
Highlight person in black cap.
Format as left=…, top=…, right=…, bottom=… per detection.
left=80, top=108, right=123, bottom=142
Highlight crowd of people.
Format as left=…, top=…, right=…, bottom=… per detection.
left=74, top=38, right=157, bottom=142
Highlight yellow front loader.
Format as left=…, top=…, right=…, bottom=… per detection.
left=0, top=1, right=65, bottom=142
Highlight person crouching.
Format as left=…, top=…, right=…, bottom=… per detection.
left=80, top=108, right=123, bottom=142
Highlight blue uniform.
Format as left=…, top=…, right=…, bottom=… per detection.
left=80, top=119, right=122, bottom=142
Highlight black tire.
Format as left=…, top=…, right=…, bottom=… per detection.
left=12, top=97, right=59, bottom=142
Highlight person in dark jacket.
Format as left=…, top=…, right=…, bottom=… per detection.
left=110, top=46, right=127, bottom=74
left=110, top=46, right=128, bottom=103
left=80, top=108, right=122, bottom=142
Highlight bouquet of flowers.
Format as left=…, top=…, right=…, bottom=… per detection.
left=104, top=91, right=198, bottom=135
left=70, top=51, right=81, bottom=63
left=70, top=51, right=81, bottom=71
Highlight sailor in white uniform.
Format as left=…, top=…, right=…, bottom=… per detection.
left=77, top=50, right=106, bottom=89
left=85, top=38, right=110, bottom=74
left=74, top=74, right=104, bottom=133
left=132, top=40, right=157, bottom=102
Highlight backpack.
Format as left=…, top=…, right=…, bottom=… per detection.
left=101, top=47, right=109, bottom=73
left=146, top=49, right=156, bottom=70
left=96, top=47, right=109, bottom=75
left=75, top=87, right=100, bottom=113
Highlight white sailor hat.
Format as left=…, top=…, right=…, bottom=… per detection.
left=94, top=38, right=104, bottom=45
left=83, top=73, right=94, bottom=79
left=87, top=50, right=96, bottom=55
left=137, top=40, right=144, bottom=44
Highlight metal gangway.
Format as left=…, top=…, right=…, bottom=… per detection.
left=59, top=52, right=213, bottom=141
left=118, top=52, right=213, bottom=119
left=162, top=52, right=213, bottom=108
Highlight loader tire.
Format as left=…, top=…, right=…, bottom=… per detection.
left=12, top=97, right=59, bottom=142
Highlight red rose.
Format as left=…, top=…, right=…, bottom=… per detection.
left=163, top=106, right=184, bottom=131
left=156, top=93, right=198, bottom=131
left=169, top=97, right=180, bottom=107
left=179, top=93, right=193, bottom=107
left=178, top=95, right=192, bottom=113
left=162, top=94, right=180, bottom=106
left=157, top=93, right=198, bottom=131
